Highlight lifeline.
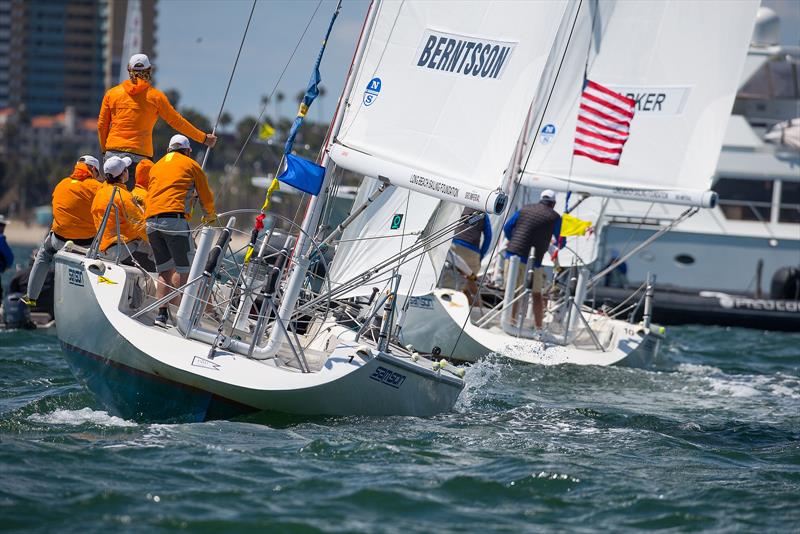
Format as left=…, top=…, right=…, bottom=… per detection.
left=416, top=32, right=512, bottom=79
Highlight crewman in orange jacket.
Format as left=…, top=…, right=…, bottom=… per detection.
left=91, top=156, right=150, bottom=263
left=24, top=156, right=103, bottom=306
left=97, top=53, right=217, bottom=188
left=132, top=159, right=152, bottom=211
left=146, top=134, right=216, bottom=327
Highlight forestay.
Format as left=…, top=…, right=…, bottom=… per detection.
left=521, top=0, right=759, bottom=207
left=330, top=0, right=569, bottom=214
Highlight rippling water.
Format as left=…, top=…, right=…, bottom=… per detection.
left=1, top=321, right=798, bottom=531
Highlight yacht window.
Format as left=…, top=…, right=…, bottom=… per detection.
left=675, top=254, right=695, bottom=266
left=739, top=57, right=800, bottom=100
left=714, top=178, right=772, bottom=221
left=769, top=60, right=800, bottom=99
left=779, top=181, right=800, bottom=223
left=739, top=63, right=771, bottom=99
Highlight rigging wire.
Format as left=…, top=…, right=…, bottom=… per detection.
left=230, top=0, right=325, bottom=171
left=449, top=0, right=586, bottom=359
left=201, top=0, right=258, bottom=171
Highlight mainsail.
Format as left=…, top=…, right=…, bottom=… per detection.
left=521, top=0, right=759, bottom=208
left=329, top=0, right=570, bottom=214
left=326, top=0, right=570, bottom=297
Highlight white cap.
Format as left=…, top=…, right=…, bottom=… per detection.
left=78, top=155, right=100, bottom=171
left=540, top=189, right=556, bottom=202
left=128, top=53, right=151, bottom=71
left=104, top=156, right=132, bottom=178
left=0, top=214, right=8, bottom=225
left=168, top=134, right=191, bottom=151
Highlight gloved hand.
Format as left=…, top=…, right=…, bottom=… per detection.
left=201, top=214, right=219, bottom=226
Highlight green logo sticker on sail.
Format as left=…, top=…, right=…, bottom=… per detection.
left=390, top=214, right=403, bottom=230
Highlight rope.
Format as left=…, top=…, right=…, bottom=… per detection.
left=230, top=0, right=325, bottom=171
left=202, top=0, right=258, bottom=171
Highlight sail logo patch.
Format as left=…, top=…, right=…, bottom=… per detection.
left=363, top=77, right=381, bottom=106
left=415, top=30, right=515, bottom=80
left=369, top=366, right=406, bottom=389
left=539, top=124, right=557, bottom=145
left=390, top=214, right=403, bottom=230
left=67, top=267, right=84, bottom=287
left=608, top=86, right=691, bottom=115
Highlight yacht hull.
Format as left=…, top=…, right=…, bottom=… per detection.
left=54, top=252, right=463, bottom=423
left=401, top=289, right=660, bottom=367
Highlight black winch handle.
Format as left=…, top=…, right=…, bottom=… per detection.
left=204, top=227, right=231, bottom=276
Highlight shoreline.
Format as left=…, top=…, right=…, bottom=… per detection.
left=4, top=221, right=48, bottom=246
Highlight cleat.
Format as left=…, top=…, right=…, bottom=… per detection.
left=21, top=296, right=36, bottom=307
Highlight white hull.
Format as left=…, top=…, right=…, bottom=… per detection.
left=54, top=251, right=463, bottom=422
left=401, top=289, right=660, bottom=367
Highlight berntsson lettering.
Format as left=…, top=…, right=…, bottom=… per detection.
left=415, top=30, right=515, bottom=80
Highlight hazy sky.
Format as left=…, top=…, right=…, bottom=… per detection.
left=155, top=0, right=800, bottom=127
left=155, top=0, right=370, bottom=127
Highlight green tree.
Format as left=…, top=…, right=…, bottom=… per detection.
left=219, top=111, right=232, bottom=133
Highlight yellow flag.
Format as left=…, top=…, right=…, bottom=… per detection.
left=259, top=122, right=276, bottom=140
left=560, top=213, right=592, bottom=237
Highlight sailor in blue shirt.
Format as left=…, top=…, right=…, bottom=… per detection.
left=451, top=208, right=492, bottom=303
left=0, top=215, right=15, bottom=302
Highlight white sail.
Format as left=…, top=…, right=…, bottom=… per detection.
left=328, top=179, right=460, bottom=298
left=330, top=0, right=570, bottom=214
left=521, top=0, right=759, bottom=207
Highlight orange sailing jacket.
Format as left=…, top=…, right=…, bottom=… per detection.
left=91, top=182, right=148, bottom=251
left=131, top=160, right=152, bottom=210
left=145, top=151, right=215, bottom=219
left=97, top=80, right=206, bottom=158
left=51, top=163, right=102, bottom=240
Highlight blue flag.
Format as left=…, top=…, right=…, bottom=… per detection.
left=277, top=153, right=325, bottom=196
left=283, top=2, right=340, bottom=155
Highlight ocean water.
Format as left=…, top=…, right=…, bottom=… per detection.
left=0, top=322, right=798, bottom=532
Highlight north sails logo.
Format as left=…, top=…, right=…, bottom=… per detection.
left=415, top=30, right=515, bottom=80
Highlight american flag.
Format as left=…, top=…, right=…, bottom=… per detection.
left=573, top=79, right=636, bottom=166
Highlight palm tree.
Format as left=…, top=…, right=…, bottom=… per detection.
left=219, top=111, right=232, bottom=133
left=276, top=91, right=285, bottom=120
left=318, top=85, right=327, bottom=122
left=260, top=94, right=270, bottom=112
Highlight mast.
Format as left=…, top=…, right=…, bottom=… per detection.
left=260, top=0, right=379, bottom=356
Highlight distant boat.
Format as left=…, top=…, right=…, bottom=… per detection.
left=591, top=7, right=799, bottom=332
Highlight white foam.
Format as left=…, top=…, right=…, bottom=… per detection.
left=769, top=384, right=800, bottom=400
left=677, top=363, right=723, bottom=376
left=28, top=408, right=137, bottom=428
left=455, top=356, right=509, bottom=411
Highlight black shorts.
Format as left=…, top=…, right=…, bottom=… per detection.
left=146, top=217, right=193, bottom=273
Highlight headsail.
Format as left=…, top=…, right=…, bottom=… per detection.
left=521, top=0, right=759, bottom=208
left=328, top=179, right=461, bottom=298
left=329, top=0, right=570, bottom=214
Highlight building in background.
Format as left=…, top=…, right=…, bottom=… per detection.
left=0, top=0, right=157, bottom=118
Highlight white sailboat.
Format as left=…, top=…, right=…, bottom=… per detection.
left=400, top=0, right=759, bottom=365
left=52, top=0, right=569, bottom=422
